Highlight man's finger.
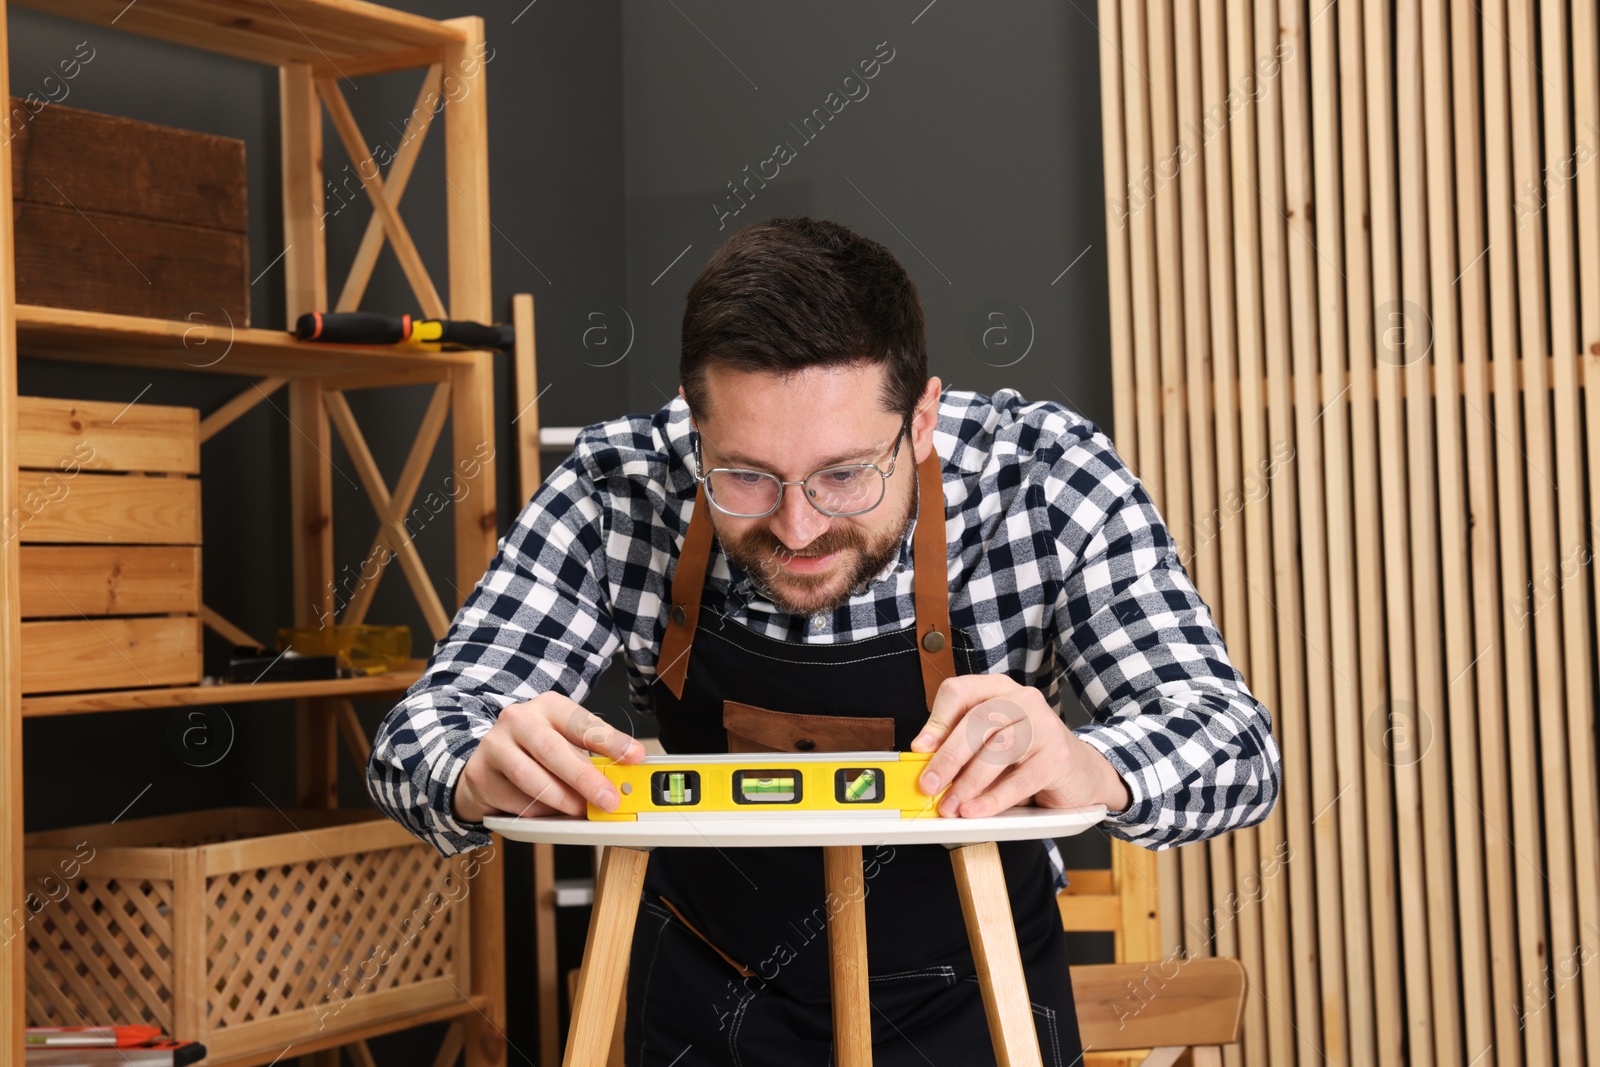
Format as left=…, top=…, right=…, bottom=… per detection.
left=921, top=694, right=1029, bottom=796
left=935, top=720, right=1021, bottom=815
left=494, top=751, right=588, bottom=816
left=559, top=705, right=644, bottom=763
left=956, top=758, right=1047, bottom=819
left=506, top=717, right=624, bottom=812
left=909, top=673, right=1019, bottom=753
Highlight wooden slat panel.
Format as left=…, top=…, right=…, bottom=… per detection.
left=1480, top=0, right=1551, bottom=1061
left=1203, top=8, right=1260, bottom=1067
left=1278, top=3, right=1347, bottom=1062
left=14, top=471, right=199, bottom=544
left=1120, top=0, right=1183, bottom=967
left=1366, top=3, right=1436, bottom=1063
left=1507, top=0, right=1582, bottom=1060
left=1099, top=3, right=1600, bottom=1064
left=1100, top=0, right=1138, bottom=474
left=1568, top=1, right=1600, bottom=1061
left=1420, top=2, right=1489, bottom=1062
left=1253, top=2, right=1320, bottom=1062
left=1447, top=2, right=1521, bottom=1062
left=19, top=545, right=199, bottom=617
left=19, top=616, right=201, bottom=694
left=1400, top=2, right=1462, bottom=1060
left=1195, top=5, right=1263, bottom=1063
left=1223, top=0, right=1291, bottom=1061
left=1150, top=0, right=1213, bottom=982
left=1311, top=0, right=1378, bottom=1060
left=1123, top=0, right=1165, bottom=509
left=1172, top=2, right=1245, bottom=1063
left=1337, top=2, right=1405, bottom=1060
left=17, top=395, right=198, bottom=474
left=1540, top=2, right=1598, bottom=1062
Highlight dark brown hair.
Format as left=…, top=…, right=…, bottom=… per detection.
left=679, top=216, right=927, bottom=419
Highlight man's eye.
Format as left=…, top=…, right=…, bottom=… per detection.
left=730, top=471, right=768, bottom=486
left=819, top=468, right=864, bottom=487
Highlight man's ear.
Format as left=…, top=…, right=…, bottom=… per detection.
left=678, top=385, right=697, bottom=429
left=912, top=377, right=942, bottom=462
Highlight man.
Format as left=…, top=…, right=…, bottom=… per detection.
left=370, top=216, right=1280, bottom=1065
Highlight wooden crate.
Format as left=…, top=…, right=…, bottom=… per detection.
left=17, top=545, right=199, bottom=617
left=8, top=96, right=249, bottom=324
left=23, top=809, right=474, bottom=1062
left=16, top=396, right=202, bottom=693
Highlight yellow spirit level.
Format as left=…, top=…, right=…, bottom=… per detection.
left=586, top=751, right=950, bottom=821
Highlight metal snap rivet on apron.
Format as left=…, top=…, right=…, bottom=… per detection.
left=671, top=605, right=686, bottom=625
left=921, top=630, right=946, bottom=653
left=795, top=739, right=815, bottom=751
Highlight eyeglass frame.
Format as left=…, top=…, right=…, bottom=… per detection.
left=690, top=416, right=912, bottom=519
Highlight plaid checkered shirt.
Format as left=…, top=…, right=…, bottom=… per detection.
left=368, top=388, right=1282, bottom=890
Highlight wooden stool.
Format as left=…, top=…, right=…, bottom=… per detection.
left=487, top=805, right=1105, bottom=1066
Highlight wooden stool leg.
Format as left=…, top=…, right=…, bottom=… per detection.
left=949, top=842, right=1043, bottom=1067
left=823, top=844, right=873, bottom=1067
left=564, top=845, right=649, bottom=1067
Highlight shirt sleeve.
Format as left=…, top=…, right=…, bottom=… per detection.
left=367, top=452, right=623, bottom=855
left=1045, top=426, right=1282, bottom=850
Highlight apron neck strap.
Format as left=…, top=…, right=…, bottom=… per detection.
left=657, top=447, right=956, bottom=711
left=658, top=482, right=715, bottom=699
left=910, top=446, right=956, bottom=711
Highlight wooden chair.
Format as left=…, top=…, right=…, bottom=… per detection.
left=1058, top=837, right=1163, bottom=963
left=572, top=956, right=1246, bottom=1066
left=1071, top=956, right=1248, bottom=1066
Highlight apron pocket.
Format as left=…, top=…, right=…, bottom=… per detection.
left=722, top=700, right=895, bottom=752
left=657, top=893, right=756, bottom=978
left=631, top=899, right=767, bottom=1066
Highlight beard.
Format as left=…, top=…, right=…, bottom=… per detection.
left=718, top=488, right=917, bottom=617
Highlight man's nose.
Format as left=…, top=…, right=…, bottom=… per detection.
left=769, top=482, right=828, bottom=548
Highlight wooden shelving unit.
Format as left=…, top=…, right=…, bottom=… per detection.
left=16, top=305, right=477, bottom=381
left=19, top=661, right=427, bottom=718
left=0, top=3, right=507, bottom=1066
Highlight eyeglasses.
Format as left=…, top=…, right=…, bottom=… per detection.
left=692, top=419, right=909, bottom=518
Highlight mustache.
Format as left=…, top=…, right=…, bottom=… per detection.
left=735, top=524, right=869, bottom=562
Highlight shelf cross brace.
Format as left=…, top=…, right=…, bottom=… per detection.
left=334, top=64, right=445, bottom=314
left=323, top=383, right=453, bottom=638
left=315, top=75, right=448, bottom=320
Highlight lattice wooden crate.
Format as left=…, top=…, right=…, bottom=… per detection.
left=23, top=808, right=472, bottom=1061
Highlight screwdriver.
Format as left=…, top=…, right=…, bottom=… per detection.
left=294, top=311, right=515, bottom=352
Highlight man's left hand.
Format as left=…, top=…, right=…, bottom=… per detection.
left=909, top=674, right=1133, bottom=818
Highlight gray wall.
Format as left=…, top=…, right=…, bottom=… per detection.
left=619, top=0, right=1112, bottom=432
left=10, top=2, right=1110, bottom=1061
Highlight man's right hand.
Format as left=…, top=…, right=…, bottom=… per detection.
left=452, top=692, right=646, bottom=822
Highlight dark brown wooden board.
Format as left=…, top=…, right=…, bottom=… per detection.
left=12, top=202, right=249, bottom=324
left=9, top=97, right=247, bottom=231
left=9, top=96, right=249, bottom=323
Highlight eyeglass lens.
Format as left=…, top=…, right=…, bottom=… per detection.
left=706, top=466, right=885, bottom=517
